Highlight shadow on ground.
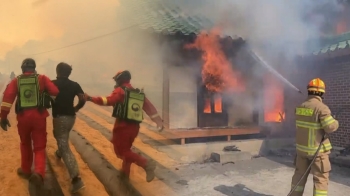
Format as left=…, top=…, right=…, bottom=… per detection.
left=214, top=184, right=272, bottom=196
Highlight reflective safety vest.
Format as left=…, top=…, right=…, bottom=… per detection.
left=17, top=74, right=40, bottom=109
left=112, top=87, right=145, bottom=123
left=295, top=97, right=337, bottom=156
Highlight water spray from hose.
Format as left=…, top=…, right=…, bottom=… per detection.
left=244, top=46, right=302, bottom=94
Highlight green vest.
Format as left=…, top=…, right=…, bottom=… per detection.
left=112, top=87, right=145, bottom=123
left=17, top=74, right=40, bottom=109
left=15, top=74, right=53, bottom=112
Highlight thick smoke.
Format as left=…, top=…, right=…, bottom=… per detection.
left=0, top=1, right=163, bottom=94
left=174, top=0, right=343, bottom=60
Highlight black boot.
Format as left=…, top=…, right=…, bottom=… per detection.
left=29, top=173, right=44, bottom=186
left=55, top=150, right=62, bottom=159
left=71, top=176, right=85, bottom=193
left=17, top=168, right=31, bottom=179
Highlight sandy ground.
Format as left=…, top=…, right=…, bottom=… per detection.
left=0, top=111, right=29, bottom=196
left=0, top=110, right=108, bottom=196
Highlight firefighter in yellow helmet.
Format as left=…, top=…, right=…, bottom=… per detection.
left=289, top=78, right=339, bottom=196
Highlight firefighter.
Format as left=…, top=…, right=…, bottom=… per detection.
left=290, top=78, right=339, bottom=196
left=84, top=70, right=163, bottom=182
left=0, top=58, right=59, bottom=186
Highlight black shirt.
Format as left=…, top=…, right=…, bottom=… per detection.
left=52, top=77, right=84, bottom=117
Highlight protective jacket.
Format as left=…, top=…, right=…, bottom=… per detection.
left=91, top=82, right=161, bottom=125
left=295, top=95, right=339, bottom=156
left=1, top=72, right=59, bottom=119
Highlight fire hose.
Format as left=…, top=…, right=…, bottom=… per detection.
left=287, top=134, right=328, bottom=196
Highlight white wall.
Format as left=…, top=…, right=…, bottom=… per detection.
left=168, top=66, right=198, bottom=129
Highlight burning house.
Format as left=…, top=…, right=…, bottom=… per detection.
left=119, top=0, right=286, bottom=143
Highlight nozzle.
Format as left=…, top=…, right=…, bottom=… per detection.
left=298, top=90, right=303, bottom=94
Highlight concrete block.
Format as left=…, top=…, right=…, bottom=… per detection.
left=211, top=151, right=252, bottom=163
left=331, top=156, right=350, bottom=167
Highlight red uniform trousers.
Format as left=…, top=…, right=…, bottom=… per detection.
left=112, top=121, right=147, bottom=177
left=17, top=111, right=47, bottom=178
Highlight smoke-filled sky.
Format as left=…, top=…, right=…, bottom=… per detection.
left=0, top=0, right=345, bottom=85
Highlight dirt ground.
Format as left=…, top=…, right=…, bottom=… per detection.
left=0, top=109, right=108, bottom=196
left=0, top=111, right=29, bottom=196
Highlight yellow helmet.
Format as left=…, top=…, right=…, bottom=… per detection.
left=307, top=78, right=325, bottom=93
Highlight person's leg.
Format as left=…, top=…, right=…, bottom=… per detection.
left=16, top=118, right=33, bottom=179
left=290, top=155, right=311, bottom=196
left=53, top=116, right=84, bottom=193
left=116, top=127, right=156, bottom=182
left=311, top=155, right=331, bottom=196
left=30, top=118, right=47, bottom=184
left=113, top=127, right=145, bottom=169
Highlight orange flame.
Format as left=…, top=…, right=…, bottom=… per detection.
left=214, top=94, right=222, bottom=113
left=264, top=73, right=284, bottom=122
left=204, top=98, right=211, bottom=113
left=336, top=20, right=347, bottom=35
left=185, top=29, right=245, bottom=93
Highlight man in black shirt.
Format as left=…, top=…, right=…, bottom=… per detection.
left=52, top=62, right=85, bottom=193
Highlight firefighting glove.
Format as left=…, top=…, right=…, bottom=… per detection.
left=0, top=118, right=11, bottom=131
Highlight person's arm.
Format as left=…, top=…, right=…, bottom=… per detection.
left=142, top=97, right=163, bottom=127
left=86, top=88, right=123, bottom=106
left=319, top=106, right=339, bottom=134
left=74, top=83, right=86, bottom=112
left=42, top=75, right=59, bottom=99
left=0, top=79, right=18, bottom=119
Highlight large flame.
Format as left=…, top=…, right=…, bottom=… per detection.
left=204, top=98, right=211, bottom=113
left=185, top=29, right=245, bottom=93
left=214, top=94, right=222, bottom=113
left=264, top=73, right=285, bottom=122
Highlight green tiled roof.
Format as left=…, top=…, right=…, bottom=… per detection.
left=311, top=32, right=350, bottom=55
left=119, top=0, right=215, bottom=35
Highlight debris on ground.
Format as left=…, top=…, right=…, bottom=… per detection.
left=202, top=157, right=215, bottom=163
left=176, top=180, right=189, bottom=186
left=222, top=161, right=235, bottom=165
left=339, top=145, right=350, bottom=156
left=223, top=145, right=241, bottom=152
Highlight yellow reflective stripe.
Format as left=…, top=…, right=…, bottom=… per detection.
left=295, top=108, right=314, bottom=116
left=296, top=120, right=321, bottom=129
left=314, top=189, right=327, bottom=196
left=291, top=184, right=304, bottom=192
left=101, top=97, right=108, bottom=105
left=320, top=116, right=335, bottom=127
left=1, top=102, right=12, bottom=108
left=150, top=113, right=159, bottom=119
left=296, top=143, right=332, bottom=154
left=308, top=129, right=315, bottom=148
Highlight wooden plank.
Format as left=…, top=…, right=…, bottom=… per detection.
left=161, top=127, right=260, bottom=139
